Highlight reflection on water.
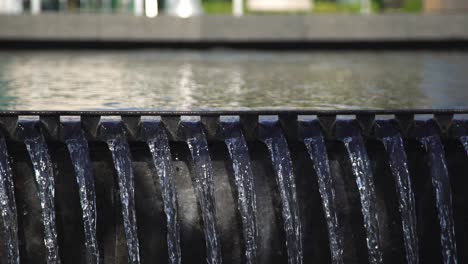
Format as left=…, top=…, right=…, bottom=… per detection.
left=0, top=50, right=467, bottom=110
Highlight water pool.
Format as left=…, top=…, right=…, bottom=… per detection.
left=0, top=50, right=467, bottom=111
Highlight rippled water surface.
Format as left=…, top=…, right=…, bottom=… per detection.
left=0, top=50, right=467, bottom=110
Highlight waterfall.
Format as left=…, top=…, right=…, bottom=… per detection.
left=220, top=119, right=258, bottom=264
left=417, top=121, right=457, bottom=264
left=141, top=120, right=181, bottom=264
left=259, top=120, right=303, bottom=264
left=337, top=120, right=382, bottom=264
left=63, top=121, right=100, bottom=264
left=101, top=121, right=140, bottom=264
left=375, top=120, right=418, bottom=264
left=181, top=121, right=222, bottom=264
left=0, top=134, right=19, bottom=264
left=18, top=120, right=60, bottom=264
left=1, top=113, right=466, bottom=263
left=301, top=120, right=343, bottom=264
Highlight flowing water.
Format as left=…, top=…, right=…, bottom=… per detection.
left=302, top=120, right=343, bottom=264
left=141, top=120, right=181, bottom=264
left=0, top=49, right=468, bottom=263
left=460, top=136, right=468, bottom=154
left=181, top=121, right=222, bottom=264
left=102, top=121, right=140, bottom=264
left=337, top=121, right=382, bottom=264
left=63, top=121, right=100, bottom=264
left=375, top=121, right=418, bottom=264
left=418, top=133, right=457, bottom=264
left=0, top=115, right=466, bottom=263
left=459, top=136, right=468, bottom=160
left=19, top=120, right=60, bottom=264
left=220, top=119, right=258, bottom=264
left=0, top=135, right=19, bottom=264
left=259, top=120, right=303, bottom=264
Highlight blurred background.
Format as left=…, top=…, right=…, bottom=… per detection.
left=1, top=0, right=467, bottom=16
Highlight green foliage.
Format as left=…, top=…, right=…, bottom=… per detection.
left=372, top=0, right=422, bottom=12
left=402, top=0, right=422, bottom=12
left=202, top=0, right=232, bottom=14
left=313, top=1, right=361, bottom=13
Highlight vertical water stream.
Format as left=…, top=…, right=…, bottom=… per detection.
left=63, top=121, right=100, bottom=264
left=0, top=134, right=20, bottom=264
left=142, top=120, right=181, bottom=264
left=19, top=120, right=60, bottom=264
left=101, top=121, right=140, bottom=264
left=337, top=120, right=382, bottom=263
left=302, top=120, right=343, bottom=263
left=182, top=121, right=222, bottom=264
left=221, top=119, right=257, bottom=264
left=417, top=121, right=457, bottom=264
left=259, top=120, right=303, bottom=264
left=375, top=120, right=418, bottom=263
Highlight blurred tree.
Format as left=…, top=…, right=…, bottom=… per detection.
left=202, top=0, right=231, bottom=14
left=383, top=0, right=403, bottom=8
left=373, top=0, right=421, bottom=11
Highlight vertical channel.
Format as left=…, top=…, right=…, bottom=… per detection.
left=259, top=119, right=303, bottom=264
left=63, top=120, right=100, bottom=264
left=101, top=121, right=140, bottom=264
left=181, top=120, right=222, bottom=264
left=415, top=120, right=457, bottom=264
left=375, top=120, right=418, bottom=264
left=336, top=120, right=382, bottom=264
left=18, top=120, right=60, bottom=264
left=220, top=118, right=258, bottom=264
left=141, top=119, right=181, bottom=264
left=301, top=119, right=344, bottom=263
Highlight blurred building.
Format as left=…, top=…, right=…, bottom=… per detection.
left=0, top=0, right=23, bottom=14
left=247, top=0, right=311, bottom=12
left=424, top=0, right=468, bottom=12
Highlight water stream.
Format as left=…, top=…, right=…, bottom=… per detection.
left=182, top=121, right=222, bottom=264
left=418, top=131, right=457, bottom=264
left=302, top=120, right=343, bottom=264
left=337, top=121, right=382, bottom=263
left=0, top=134, right=20, bottom=264
left=102, top=121, right=140, bottom=264
left=63, top=121, right=100, bottom=264
left=375, top=121, right=419, bottom=264
left=259, top=120, right=303, bottom=264
left=221, top=119, right=257, bottom=264
left=459, top=135, right=468, bottom=158
left=142, top=120, right=181, bottom=264
left=19, top=120, right=60, bottom=264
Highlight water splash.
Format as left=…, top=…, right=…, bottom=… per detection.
left=221, top=120, right=258, bottom=264
left=101, top=121, right=140, bottom=264
left=375, top=121, right=418, bottom=264
left=142, top=120, right=181, bottom=264
left=19, top=121, right=60, bottom=264
left=181, top=121, right=222, bottom=264
left=418, top=133, right=457, bottom=264
left=259, top=120, right=303, bottom=264
left=0, top=135, right=20, bottom=264
left=337, top=121, right=382, bottom=264
left=302, top=120, right=343, bottom=264
left=63, top=121, right=100, bottom=264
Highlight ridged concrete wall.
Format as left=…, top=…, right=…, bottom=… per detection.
left=0, top=14, right=467, bottom=42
